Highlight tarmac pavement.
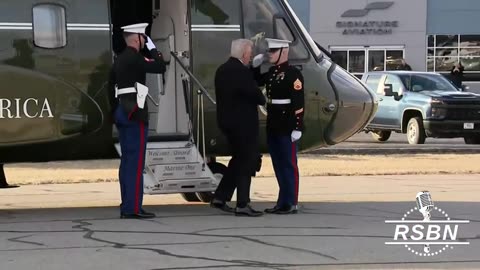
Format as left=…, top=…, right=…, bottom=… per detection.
left=1, top=174, right=479, bottom=269
left=310, top=132, right=480, bottom=155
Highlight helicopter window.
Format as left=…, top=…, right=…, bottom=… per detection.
left=242, top=0, right=309, bottom=60
left=191, top=0, right=241, bottom=25
left=274, top=18, right=294, bottom=44
left=32, top=4, right=67, bottom=49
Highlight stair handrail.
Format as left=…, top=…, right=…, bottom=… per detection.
left=170, top=51, right=216, bottom=105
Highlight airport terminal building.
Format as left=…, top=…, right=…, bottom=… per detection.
left=291, top=0, right=480, bottom=86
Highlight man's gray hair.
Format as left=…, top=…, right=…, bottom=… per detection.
left=230, top=39, right=253, bottom=59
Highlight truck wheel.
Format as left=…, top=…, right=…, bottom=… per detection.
left=464, top=136, right=480, bottom=144
left=196, top=162, right=227, bottom=203
left=407, top=117, right=426, bottom=144
left=181, top=193, right=201, bottom=202
left=371, top=131, right=391, bottom=142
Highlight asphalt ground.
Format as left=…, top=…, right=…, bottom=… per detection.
left=1, top=174, right=479, bottom=270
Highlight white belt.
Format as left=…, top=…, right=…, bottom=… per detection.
left=269, top=99, right=291, bottom=105
left=115, top=87, right=136, bottom=98
left=115, top=83, right=149, bottom=109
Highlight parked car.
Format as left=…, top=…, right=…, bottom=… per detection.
left=361, top=71, right=480, bottom=144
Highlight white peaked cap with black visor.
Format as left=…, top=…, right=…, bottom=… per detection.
left=265, top=38, right=291, bottom=65
left=121, top=23, right=148, bottom=35
left=265, top=38, right=291, bottom=50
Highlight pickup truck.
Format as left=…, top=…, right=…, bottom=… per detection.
left=361, top=71, right=480, bottom=144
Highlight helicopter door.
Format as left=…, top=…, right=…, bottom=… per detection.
left=146, top=0, right=190, bottom=139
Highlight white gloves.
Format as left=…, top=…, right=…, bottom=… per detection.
left=145, top=36, right=156, bottom=50
left=252, top=54, right=265, bottom=68
left=291, top=130, right=302, bottom=142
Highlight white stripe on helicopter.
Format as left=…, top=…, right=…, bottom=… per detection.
left=0, top=23, right=110, bottom=31
left=191, top=24, right=240, bottom=32
left=1, top=23, right=242, bottom=32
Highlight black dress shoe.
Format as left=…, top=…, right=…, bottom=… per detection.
left=140, top=209, right=156, bottom=217
left=274, top=205, right=298, bottom=215
left=235, top=205, right=264, bottom=217
left=264, top=205, right=282, bottom=214
left=210, top=199, right=235, bottom=213
left=120, top=212, right=155, bottom=219
left=120, top=208, right=156, bottom=218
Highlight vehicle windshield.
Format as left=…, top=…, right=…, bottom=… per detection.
left=398, top=74, right=460, bottom=92
left=283, top=0, right=322, bottom=58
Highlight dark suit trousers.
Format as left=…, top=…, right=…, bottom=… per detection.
left=214, top=129, right=258, bottom=208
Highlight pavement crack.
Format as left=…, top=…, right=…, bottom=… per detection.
left=68, top=220, right=280, bottom=268
left=300, top=210, right=391, bottom=220
left=0, top=240, right=234, bottom=252
left=84, top=231, right=126, bottom=248
left=7, top=234, right=44, bottom=247
left=66, top=222, right=314, bottom=269
left=238, top=236, right=338, bottom=261
left=72, top=220, right=92, bottom=230
left=193, top=226, right=343, bottom=234
left=73, top=219, right=126, bottom=248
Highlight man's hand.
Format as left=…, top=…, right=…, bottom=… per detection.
left=252, top=54, right=265, bottom=68
left=146, top=36, right=156, bottom=51
left=291, top=130, right=302, bottom=142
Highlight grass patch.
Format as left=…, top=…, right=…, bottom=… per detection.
left=5, top=154, right=480, bottom=185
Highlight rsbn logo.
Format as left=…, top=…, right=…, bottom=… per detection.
left=385, top=191, right=470, bottom=257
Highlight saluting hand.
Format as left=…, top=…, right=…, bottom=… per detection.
left=146, top=36, right=156, bottom=51
left=252, top=54, right=265, bottom=68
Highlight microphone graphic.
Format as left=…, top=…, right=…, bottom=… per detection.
left=416, top=191, right=434, bottom=253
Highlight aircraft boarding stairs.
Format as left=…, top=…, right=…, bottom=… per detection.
left=114, top=35, right=219, bottom=200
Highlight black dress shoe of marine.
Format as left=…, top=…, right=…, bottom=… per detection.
left=140, top=208, right=155, bottom=217
left=264, top=205, right=282, bottom=214
left=140, top=209, right=156, bottom=217
left=274, top=205, right=298, bottom=215
left=235, top=205, right=264, bottom=217
left=210, top=199, right=235, bottom=213
left=120, top=212, right=155, bottom=219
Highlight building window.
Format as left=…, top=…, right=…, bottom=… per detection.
left=330, top=47, right=404, bottom=77
left=386, top=50, right=404, bottom=70
left=427, top=35, right=480, bottom=72
left=331, top=51, right=347, bottom=69
left=33, top=4, right=67, bottom=49
left=368, top=50, right=384, bottom=72
left=349, top=50, right=365, bottom=74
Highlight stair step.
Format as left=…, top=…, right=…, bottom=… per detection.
left=144, top=177, right=214, bottom=194
left=115, top=140, right=218, bottom=195
left=146, top=147, right=198, bottom=165
left=152, top=163, right=205, bottom=180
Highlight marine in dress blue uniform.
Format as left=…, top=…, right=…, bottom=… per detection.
left=253, top=38, right=304, bottom=214
left=110, top=23, right=166, bottom=219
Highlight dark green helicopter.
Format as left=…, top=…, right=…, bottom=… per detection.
left=0, top=0, right=376, bottom=202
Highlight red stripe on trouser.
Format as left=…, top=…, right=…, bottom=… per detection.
left=292, top=142, right=299, bottom=205
left=128, top=104, right=139, bottom=120
left=134, top=121, right=145, bottom=213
